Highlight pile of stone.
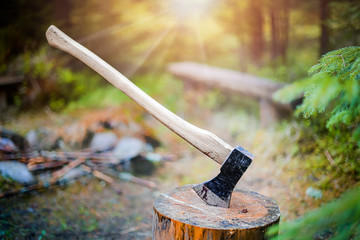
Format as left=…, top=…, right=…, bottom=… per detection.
left=0, top=124, right=172, bottom=197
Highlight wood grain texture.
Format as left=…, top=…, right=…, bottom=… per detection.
left=45, top=25, right=233, bottom=164
left=153, top=185, right=280, bottom=240
left=168, top=62, right=285, bottom=101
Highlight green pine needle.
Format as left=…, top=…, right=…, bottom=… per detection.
left=274, top=46, right=360, bottom=145
left=267, top=187, right=360, bottom=240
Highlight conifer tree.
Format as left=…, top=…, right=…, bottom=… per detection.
left=275, top=46, right=360, bottom=146
left=271, top=46, right=360, bottom=240
left=267, top=186, right=360, bottom=239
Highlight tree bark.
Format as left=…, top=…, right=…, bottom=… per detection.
left=153, top=185, right=280, bottom=240
left=269, top=0, right=290, bottom=62
left=247, top=0, right=265, bottom=66
left=280, top=0, right=290, bottom=60
left=319, top=0, right=330, bottom=56
left=270, top=5, right=278, bottom=61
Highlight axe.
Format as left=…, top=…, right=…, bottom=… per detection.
left=46, top=25, right=254, bottom=208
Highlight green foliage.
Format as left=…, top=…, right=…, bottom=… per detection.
left=275, top=46, right=360, bottom=146
left=65, top=73, right=184, bottom=113
left=64, top=86, right=131, bottom=111
left=19, top=48, right=103, bottom=111
left=271, top=46, right=360, bottom=240
left=51, top=68, right=101, bottom=111
left=268, top=186, right=360, bottom=240
left=328, top=1, right=360, bottom=47
left=0, top=176, right=22, bottom=193
left=133, top=74, right=184, bottom=112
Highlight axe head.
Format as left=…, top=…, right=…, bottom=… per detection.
left=193, top=146, right=253, bottom=208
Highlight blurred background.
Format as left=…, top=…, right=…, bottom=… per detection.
left=0, top=0, right=359, bottom=239
left=1, top=0, right=358, bottom=112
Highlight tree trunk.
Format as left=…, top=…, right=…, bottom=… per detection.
left=319, top=0, right=330, bottom=56
left=52, top=0, right=72, bottom=29
left=270, top=6, right=278, bottom=61
left=247, top=0, right=264, bottom=66
left=153, top=185, right=280, bottom=240
left=269, top=0, right=290, bottom=62
left=279, top=0, right=290, bottom=61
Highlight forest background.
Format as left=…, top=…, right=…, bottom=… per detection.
left=1, top=0, right=359, bottom=239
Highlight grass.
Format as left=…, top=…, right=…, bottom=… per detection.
left=2, top=61, right=359, bottom=238
left=64, top=73, right=184, bottom=114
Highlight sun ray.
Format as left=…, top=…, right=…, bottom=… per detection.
left=169, top=0, right=217, bottom=20
left=146, top=25, right=180, bottom=70
left=78, top=8, right=171, bottom=44
left=194, top=15, right=208, bottom=63
left=72, top=1, right=221, bottom=77
left=125, top=22, right=176, bottom=77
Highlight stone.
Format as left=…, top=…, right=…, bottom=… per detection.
left=144, top=135, right=161, bottom=149
left=26, top=129, right=38, bottom=149
left=0, top=137, right=18, bottom=152
left=89, top=132, right=118, bottom=151
left=130, top=155, right=156, bottom=176
left=0, top=127, right=27, bottom=151
left=0, top=161, right=37, bottom=185
left=59, top=168, right=87, bottom=184
left=26, top=128, right=58, bottom=151
left=306, top=186, right=322, bottom=199
left=112, top=137, right=145, bottom=161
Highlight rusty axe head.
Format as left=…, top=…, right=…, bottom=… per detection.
left=193, top=146, right=253, bottom=208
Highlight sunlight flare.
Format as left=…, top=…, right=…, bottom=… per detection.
left=78, top=9, right=171, bottom=44
left=194, top=17, right=207, bottom=63
left=126, top=23, right=176, bottom=77
left=170, top=0, right=217, bottom=19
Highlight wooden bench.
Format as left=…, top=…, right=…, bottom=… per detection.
left=168, top=62, right=293, bottom=126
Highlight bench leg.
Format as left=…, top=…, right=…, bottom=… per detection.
left=259, top=98, right=282, bottom=127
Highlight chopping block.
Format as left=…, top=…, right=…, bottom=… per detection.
left=153, top=185, right=280, bottom=240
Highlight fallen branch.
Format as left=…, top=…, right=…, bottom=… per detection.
left=324, top=149, right=341, bottom=172
left=2, top=150, right=120, bottom=164
left=92, top=170, right=114, bottom=184
left=81, top=166, right=122, bottom=195
left=28, top=161, right=67, bottom=171
left=119, top=172, right=156, bottom=188
left=50, top=158, right=86, bottom=183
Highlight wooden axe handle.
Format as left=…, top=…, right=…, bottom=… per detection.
left=46, top=25, right=232, bottom=164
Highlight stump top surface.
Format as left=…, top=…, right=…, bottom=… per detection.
left=154, top=184, right=280, bottom=230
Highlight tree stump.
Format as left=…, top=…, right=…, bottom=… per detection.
left=153, top=185, right=280, bottom=240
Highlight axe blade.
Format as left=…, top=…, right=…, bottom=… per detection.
left=193, top=146, right=253, bottom=208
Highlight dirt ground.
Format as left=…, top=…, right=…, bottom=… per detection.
left=0, top=101, right=313, bottom=239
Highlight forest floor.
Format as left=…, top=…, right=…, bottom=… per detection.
left=0, top=98, right=327, bottom=239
